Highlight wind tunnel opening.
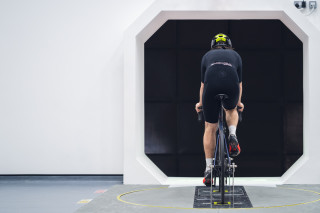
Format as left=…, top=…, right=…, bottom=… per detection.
left=144, top=20, right=303, bottom=177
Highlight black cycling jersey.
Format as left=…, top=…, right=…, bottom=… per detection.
left=201, top=49, right=242, bottom=83
left=200, top=49, right=242, bottom=123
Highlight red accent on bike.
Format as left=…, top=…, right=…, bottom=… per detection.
left=203, top=177, right=214, bottom=185
left=229, top=143, right=241, bottom=156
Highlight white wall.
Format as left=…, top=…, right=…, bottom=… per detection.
left=0, top=0, right=319, bottom=176
left=289, top=0, right=320, bottom=28
left=0, top=0, right=154, bottom=174
left=123, top=0, right=320, bottom=185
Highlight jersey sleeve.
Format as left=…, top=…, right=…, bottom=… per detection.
left=237, top=54, right=242, bottom=83
left=201, top=55, right=206, bottom=83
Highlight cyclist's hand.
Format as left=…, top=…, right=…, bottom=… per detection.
left=237, top=102, right=244, bottom=112
left=195, top=102, right=202, bottom=113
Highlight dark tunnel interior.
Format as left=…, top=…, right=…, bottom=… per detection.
left=144, top=20, right=303, bottom=177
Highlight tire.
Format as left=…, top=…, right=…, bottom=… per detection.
left=219, top=127, right=225, bottom=204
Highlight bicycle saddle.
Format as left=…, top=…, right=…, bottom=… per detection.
left=216, top=94, right=228, bottom=100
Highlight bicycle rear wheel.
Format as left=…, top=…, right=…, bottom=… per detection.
left=218, top=102, right=225, bottom=204
left=219, top=126, right=225, bottom=204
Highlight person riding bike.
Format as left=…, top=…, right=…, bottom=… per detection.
left=195, top=33, right=244, bottom=186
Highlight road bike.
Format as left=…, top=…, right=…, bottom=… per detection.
left=198, top=94, right=241, bottom=206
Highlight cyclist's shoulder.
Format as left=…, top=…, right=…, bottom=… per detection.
left=204, top=49, right=214, bottom=56
left=203, top=49, right=219, bottom=58
left=227, top=49, right=240, bottom=55
left=203, top=49, right=240, bottom=58
left=202, top=50, right=214, bottom=62
left=229, top=49, right=242, bottom=60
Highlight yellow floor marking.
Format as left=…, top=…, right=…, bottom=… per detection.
left=213, top=190, right=228, bottom=192
left=214, top=201, right=231, bottom=205
left=116, top=186, right=320, bottom=210
left=77, top=199, right=92, bottom=204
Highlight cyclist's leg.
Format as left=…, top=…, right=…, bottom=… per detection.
left=203, top=122, right=218, bottom=159
left=202, top=80, right=220, bottom=185
left=223, top=80, right=240, bottom=134
left=223, top=82, right=241, bottom=156
left=225, top=107, right=238, bottom=128
left=202, top=121, right=218, bottom=185
left=202, top=82, right=220, bottom=160
left=224, top=107, right=241, bottom=157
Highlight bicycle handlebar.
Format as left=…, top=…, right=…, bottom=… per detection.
left=197, top=106, right=203, bottom=122
left=237, top=106, right=243, bottom=122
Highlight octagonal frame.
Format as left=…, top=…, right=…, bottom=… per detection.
left=124, top=0, right=320, bottom=185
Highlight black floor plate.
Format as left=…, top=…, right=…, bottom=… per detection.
left=193, top=186, right=253, bottom=208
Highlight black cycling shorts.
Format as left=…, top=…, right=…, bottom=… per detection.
left=202, top=65, right=239, bottom=123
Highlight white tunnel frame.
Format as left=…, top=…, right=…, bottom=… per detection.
left=124, top=0, right=320, bottom=185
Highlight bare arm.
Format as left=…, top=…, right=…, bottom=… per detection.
left=237, top=82, right=244, bottom=111
left=195, top=83, right=204, bottom=113
left=199, top=82, right=204, bottom=105
left=238, top=82, right=242, bottom=104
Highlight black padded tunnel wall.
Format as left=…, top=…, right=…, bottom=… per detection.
left=144, top=20, right=303, bottom=177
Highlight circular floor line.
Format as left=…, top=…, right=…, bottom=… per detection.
left=116, top=186, right=320, bottom=210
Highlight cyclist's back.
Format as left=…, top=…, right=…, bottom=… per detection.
left=201, top=49, right=242, bottom=82
left=201, top=48, right=242, bottom=124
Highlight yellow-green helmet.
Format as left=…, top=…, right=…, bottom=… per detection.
left=211, top=33, right=232, bottom=48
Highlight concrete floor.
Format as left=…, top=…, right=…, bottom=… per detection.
left=1, top=176, right=320, bottom=213
left=75, top=184, right=320, bottom=213
left=0, top=176, right=123, bottom=213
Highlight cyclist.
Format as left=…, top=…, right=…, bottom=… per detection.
left=195, top=33, right=244, bottom=185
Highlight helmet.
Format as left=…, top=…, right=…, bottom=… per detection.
left=211, top=33, right=232, bottom=48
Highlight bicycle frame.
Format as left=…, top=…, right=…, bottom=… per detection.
left=210, top=95, right=234, bottom=206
